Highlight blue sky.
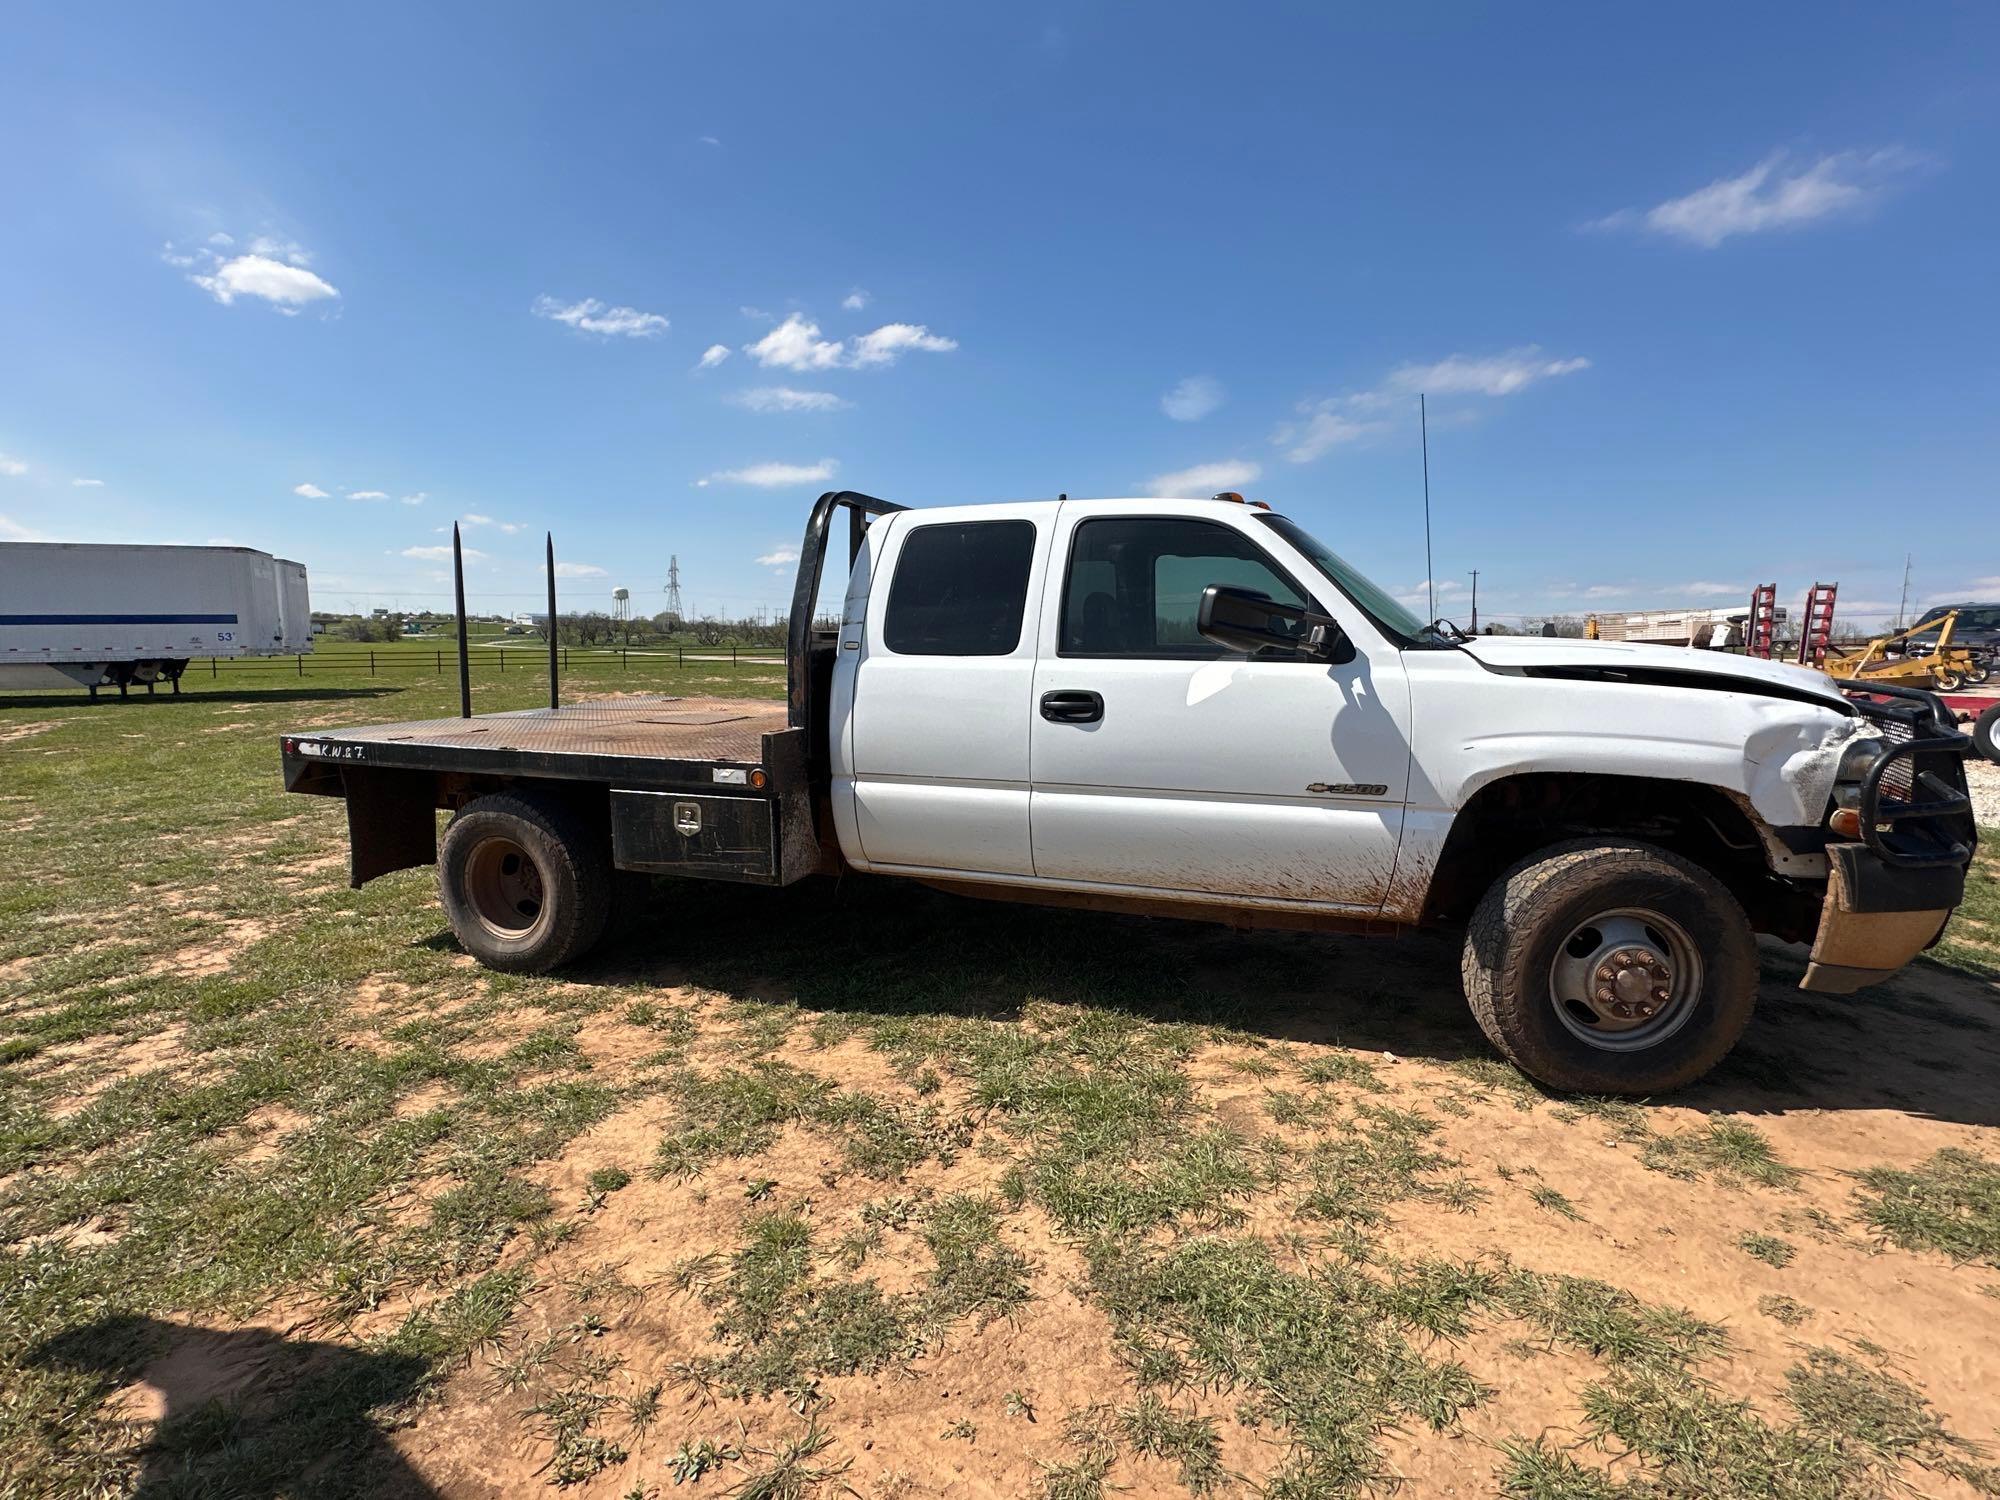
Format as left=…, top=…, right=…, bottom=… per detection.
left=2, top=3, right=1995, bottom=628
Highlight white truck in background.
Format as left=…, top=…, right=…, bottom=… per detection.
left=0, top=542, right=311, bottom=697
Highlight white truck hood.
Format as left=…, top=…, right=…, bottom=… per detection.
left=1455, top=634, right=1852, bottom=711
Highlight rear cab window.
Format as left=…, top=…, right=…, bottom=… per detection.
left=881, top=520, right=1037, bottom=656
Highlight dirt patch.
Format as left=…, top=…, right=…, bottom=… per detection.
left=145, top=917, right=275, bottom=978
left=0, top=719, right=68, bottom=744
left=41, top=1023, right=192, bottom=1119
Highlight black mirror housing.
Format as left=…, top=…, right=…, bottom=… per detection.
left=1197, top=585, right=1351, bottom=663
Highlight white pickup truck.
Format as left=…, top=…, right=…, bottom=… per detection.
left=281, top=491, right=1977, bottom=1094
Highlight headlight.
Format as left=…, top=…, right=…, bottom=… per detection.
left=1830, top=736, right=1890, bottom=811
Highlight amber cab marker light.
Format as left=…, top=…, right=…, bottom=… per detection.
left=1828, top=807, right=1862, bottom=839
left=750, top=768, right=768, bottom=790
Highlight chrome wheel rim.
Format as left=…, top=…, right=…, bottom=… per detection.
left=463, top=836, right=548, bottom=942
left=1548, top=907, right=1702, bottom=1052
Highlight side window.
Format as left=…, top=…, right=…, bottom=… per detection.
left=1060, top=517, right=1307, bottom=658
left=882, top=520, right=1036, bottom=656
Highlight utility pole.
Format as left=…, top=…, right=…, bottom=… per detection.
left=1895, top=553, right=1912, bottom=631
left=1467, top=569, right=1479, bottom=634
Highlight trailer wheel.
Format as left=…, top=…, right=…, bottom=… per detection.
left=1975, top=703, right=2000, bottom=766
left=1460, top=840, right=1757, bottom=1095
left=438, top=793, right=610, bottom=973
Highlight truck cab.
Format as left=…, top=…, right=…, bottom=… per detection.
left=282, top=490, right=1978, bottom=1095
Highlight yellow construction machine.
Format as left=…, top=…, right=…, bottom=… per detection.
left=1823, top=609, right=1983, bottom=690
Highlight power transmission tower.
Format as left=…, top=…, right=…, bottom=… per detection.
left=1895, top=553, right=1912, bottom=630
left=664, top=556, right=684, bottom=623
left=1467, top=569, right=1479, bottom=634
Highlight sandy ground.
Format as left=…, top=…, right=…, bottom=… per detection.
left=1967, top=757, right=1999, bottom=826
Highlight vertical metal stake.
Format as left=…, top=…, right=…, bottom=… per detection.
left=453, top=522, right=472, bottom=718
left=546, top=531, right=560, bottom=711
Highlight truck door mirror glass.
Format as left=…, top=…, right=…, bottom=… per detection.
left=1197, top=585, right=1350, bottom=662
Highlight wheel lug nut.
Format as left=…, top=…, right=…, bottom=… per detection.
left=1652, top=987, right=1669, bottom=1001
left=1595, top=987, right=1613, bottom=1002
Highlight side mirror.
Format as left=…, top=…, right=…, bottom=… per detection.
left=1197, top=585, right=1352, bottom=663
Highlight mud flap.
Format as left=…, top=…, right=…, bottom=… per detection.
left=1800, top=845, right=1954, bottom=994
left=342, top=769, right=438, bottom=888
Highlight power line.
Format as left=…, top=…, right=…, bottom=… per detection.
left=1420, top=394, right=1435, bottom=623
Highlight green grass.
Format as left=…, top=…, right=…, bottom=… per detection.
left=1853, top=1148, right=2000, bottom=1266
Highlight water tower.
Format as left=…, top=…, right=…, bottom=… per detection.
left=612, top=586, right=631, bottom=645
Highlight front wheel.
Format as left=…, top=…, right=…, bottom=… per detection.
left=1460, top=841, right=1758, bottom=1094
left=1934, top=666, right=1965, bottom=691
left=438, top=793, right=611, bottom=973
left=1975, top=703, right=2000, bottom=766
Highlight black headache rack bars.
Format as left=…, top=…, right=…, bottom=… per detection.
left=786, top=491, right=906, bottom=736
left=1840, top=682, right=1978, bottom=869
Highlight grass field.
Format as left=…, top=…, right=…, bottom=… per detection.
left=2, top=662, right=1998, bottom=1499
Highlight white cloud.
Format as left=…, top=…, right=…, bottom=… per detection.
left=533, top=295, right=670, bottom=338
left=700, top=459, right=839, bottom=488
left=0, top=454, right=27, bottom=477
left=1161, top=375, right=1224, bottom=422
left=247, top=234, right=313, bottom=266
left=1387, top=347, right=1591, bottom=398
left=1276, top=400, right=1389, bottom=463
left=0, top=513, right=41, bottom=540
left=698, top=135, right=721, bottom=147
left=1592, top=148, right=1925, bottom=249
left=743, top=314, right=845, bottom=372
left=192, top=254, right=340, bottom=310
left=1279, top=346, right=1589, bottom=463
left=849, top=322, right=957, bottom=367
left=403, top=544, right=487, bottom=562
left=401, top=492, right=427, bottom=505
left=207, top=232, right=235, bottom=247
left=1143, top=460, right=1262, bottom=498
left=1679, top=580, right=1746, bottom=598
left=742, top=313, right=958, bottom=371
left=555, top=561, right=608, bottom=578
left=346, top=489, right=389, bottom=501
left=696, top=343, right=732, bottom=370
left=842, top=289, right=871, bottom=311
left=293, top=482, right=329, bottom=499
left=462, top=513, right=523, bottom=535
left=729, top=386, right=851, bottom=413
left=756, top=548, right=802, bottom=568
left=72, top=477, right=104, bottom=487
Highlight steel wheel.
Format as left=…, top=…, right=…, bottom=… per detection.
left=462, top=835, right=549, bottom=942
left=1548, top=907, right=1704, bottom=1053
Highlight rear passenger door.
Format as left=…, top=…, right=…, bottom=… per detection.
left=839, top=504, right=1056, bottom=876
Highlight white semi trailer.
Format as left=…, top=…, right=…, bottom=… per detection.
left=0, top=542, right=311, bottom=696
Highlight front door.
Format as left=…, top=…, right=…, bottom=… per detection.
left=1028, top=506, right=1409, bottom=910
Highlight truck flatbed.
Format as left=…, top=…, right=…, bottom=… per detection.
left=283, top=695, right=789, bottom=787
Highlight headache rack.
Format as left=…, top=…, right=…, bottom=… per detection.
left=1841, top=682, right=1978, bottom=868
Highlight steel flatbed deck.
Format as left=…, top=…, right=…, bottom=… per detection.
left=281, top=695, right=790, bottom=788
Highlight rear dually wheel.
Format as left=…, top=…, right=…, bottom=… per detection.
left=438, top=792, right=611, bottom=973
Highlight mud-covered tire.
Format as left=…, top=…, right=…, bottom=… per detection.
left=1975, top=703, right=2000, bottom=766
left=1460, top=840, right=1758, bottom=1094
left=438, top=793, right=611, bottom=973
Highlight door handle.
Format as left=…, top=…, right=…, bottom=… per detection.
left=1040, top=689, right=1104, bottom=724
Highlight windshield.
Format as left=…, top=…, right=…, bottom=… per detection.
left=1256, top=513, right=1432, bottom=645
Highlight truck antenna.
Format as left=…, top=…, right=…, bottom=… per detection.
left=1420, top=394, right=1436, bottom=622
left=546, top=531, right=560, bottom=711
left=453, top=522, right=472, bottom=718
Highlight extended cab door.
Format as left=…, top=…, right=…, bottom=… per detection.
left=834, top=503, right=1057, bottom=876
left=1028, top=502, right=1410, bottom=910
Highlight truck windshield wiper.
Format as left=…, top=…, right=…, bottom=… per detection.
left=1419, top=618, right=1471, bottom=645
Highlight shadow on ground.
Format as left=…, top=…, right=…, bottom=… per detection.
left=31, top=1315, right=436, bottom=1499
left=0, top=687, right=404, bottom=711
left=525, top=872, right=2000, bottom=1128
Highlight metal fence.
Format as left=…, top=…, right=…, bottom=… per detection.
left=187, top=645, right=788, bottom=677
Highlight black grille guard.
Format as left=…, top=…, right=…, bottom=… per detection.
left=1841, top=682, right=1978, bottom=869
